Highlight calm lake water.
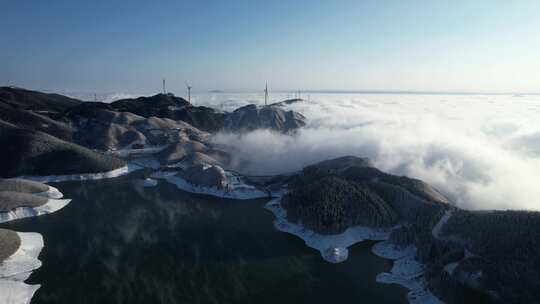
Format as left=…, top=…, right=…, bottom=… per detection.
left=1, top=172, right=407, bottom=304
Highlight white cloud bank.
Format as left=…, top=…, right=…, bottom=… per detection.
left=206, top=93, right=540, bottom=211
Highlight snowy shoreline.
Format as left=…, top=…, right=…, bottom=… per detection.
left=17, top=164, right=142, bottom=183
left=264, top=194, right=444, bottom=303
left=264, top=197, right=391, bottom=263
left=372, top=241, right=443, bottom=304
left=0, top=232, right=44, bottom=304
left=153, top=171, right=269, bottom=200
left=34, top=185, right=64, bottom=199
left=0, top=198, right=72, bottom=224
left=0, top=183, right=71, bottom=304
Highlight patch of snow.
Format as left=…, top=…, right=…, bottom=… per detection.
left=444, top=262, right=459, bottom=275
left=373, top=240, right=444, bottom=304
left=130, top=157, right=161, bottom=169
left=168, top=106, right=186, bottom=111
left=0, top=198, right=72, bottom=223
left=376, top=272, right=443, bottom=304
left=268, top=185, right=289, bottom=198
left=156, top=173, right=268, bottom=200
left=18, top=164, right=142, bottom=183
left=264, top=197, right=392, bottom=263
left=150, top=171, right=177, bottom=179
left=107, top=145, right=167, bottom=157
left=0, top=280, right=40, bottom=304
left=432, top=209, right=453, bottom=239
left=372, top=241, right=416, bottom=260
left=391, top=255, right=426, bottom=278
left=0, top=232, right=43, bottom=304
left=0, top=232, right=43, bottom=280
left=143, top=178, right=158, bottom=187
left=33, top=185, right=63, bottom=199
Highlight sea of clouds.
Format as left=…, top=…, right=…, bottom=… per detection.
left=70, top=90, right=540, bottom=210
left=201, top=92, right=540, bottom=211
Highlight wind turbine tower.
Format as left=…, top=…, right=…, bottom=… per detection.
left=162, top=79, right=166, bottom=94
left=264, top=82, right=268, bottom=106
left=186, top=83, right=192, bottom=103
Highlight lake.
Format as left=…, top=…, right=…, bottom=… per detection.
left=0, top=172, right=407, bottom=304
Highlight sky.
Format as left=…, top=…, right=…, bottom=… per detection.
left=1, top=0, right=539, bottom=93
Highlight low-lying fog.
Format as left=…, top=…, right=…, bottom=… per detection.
left=77, top=90, right=540, bottom=210
left=202, top=92, right=540, bottom=211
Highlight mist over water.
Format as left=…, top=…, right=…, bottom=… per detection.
left=204, top=93, right=540, bottom=211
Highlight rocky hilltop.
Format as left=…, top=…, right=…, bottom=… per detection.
left=111, top=94, right=307, bottom=133
left=282, top=156, right=448, bottom=234
left=224, top=104, right=306, bottom=133
left=0, top=87, right=305, bottom=184
left=110, top=94, right=226, bottom=133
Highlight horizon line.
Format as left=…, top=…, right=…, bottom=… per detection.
left=2, top=85, right=539, bottom=97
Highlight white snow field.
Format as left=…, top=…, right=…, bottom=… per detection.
left=0, top=232, right=44, bottom=304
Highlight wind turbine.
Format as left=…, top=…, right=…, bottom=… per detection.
left=186, top=82, right=192, bottom=103
left=264, top=82, right=268, bottom=106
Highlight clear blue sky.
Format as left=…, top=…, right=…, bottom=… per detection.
left=1, top=0, right=539, bottom=93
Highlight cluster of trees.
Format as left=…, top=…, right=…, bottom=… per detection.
left=286, top=156, right=540, bottom=303
left=283, top=159, right=450, bottom=235
left=388, top=208, right=540, bottom=303
left=440, top=209, right=540, bottom=303
left=283, top=175, right=398, bottom=234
